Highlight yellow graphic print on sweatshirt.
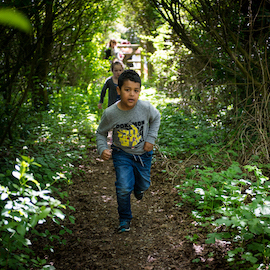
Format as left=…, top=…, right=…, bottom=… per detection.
left=117, top=124, right=141, bottom=148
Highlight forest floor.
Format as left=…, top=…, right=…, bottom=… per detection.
left=33, top=146, right=233, bottom=270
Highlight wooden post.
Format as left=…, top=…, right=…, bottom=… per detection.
left=118, top=44, right=141, bottom=74
left=146, top=40, right=154, bottom=81
left=140, top=52, right=144, bottom=80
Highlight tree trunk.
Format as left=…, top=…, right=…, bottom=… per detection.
left=31, top=1, right=54, bottom=110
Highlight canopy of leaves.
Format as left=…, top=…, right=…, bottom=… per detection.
left=150, top=0, right=270, bottom=98
left=149, top=0, right=270, bottom=161
left=0, top=0, right=121, bottom=146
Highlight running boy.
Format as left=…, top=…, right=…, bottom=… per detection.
left=96, top=70, right=160, bottom=233
left=98, top=60, right=124, bottom=109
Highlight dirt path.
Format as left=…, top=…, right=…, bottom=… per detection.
left=36, top=147, right=230, bottom=270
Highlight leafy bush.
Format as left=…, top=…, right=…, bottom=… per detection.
left=0, top=83, right=99, bottom=184
left=0, top=156, right=70, bottom=269
left=157, top=104, right=226, bottom=160
left=0, top=80, right=100, bottom=269
left=176, top=162, right=270, bottom=269
left=149, top=23, right=180, bottom=92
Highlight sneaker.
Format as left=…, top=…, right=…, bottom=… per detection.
left=134, top=190, right=144, bottom=200
left=118, top=220, right=131, bottom=233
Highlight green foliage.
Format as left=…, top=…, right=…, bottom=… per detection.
left=148, top=81, right=270, bottom=268
left=0, top=156, right=67, bottom=269
left=0, top=80, right=100, bottom=269
left=149, top=0, right=270, bottom=162
left=0, top=8, right=32, bottom=33
left=58, top=35, right=111, bottom=88
left=149, top=23, right=180, bottom=91
left=0, top=0, right=121, bottom=146
left=177, top=162, right=270, bottom=268
left=150, top=0, right=270, bottom=103
left=177, top=162, right=246, bottom=215
left=157, top=103, right=227, bottom=160
left=1, top=82, right=101, bottom=179
left=185, top=234, right=199, bottom=243
left=122, top=0, right=163, bottom=36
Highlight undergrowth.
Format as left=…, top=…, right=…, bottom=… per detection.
left=0, top=84, right=99, bottom=269
left=157, top=104, right=227, bottom=159
left=176, top=163, right=270, bottom=269
left=2, top=83, right=270, bottom=269
left=157, top=103, right=270, bottom=269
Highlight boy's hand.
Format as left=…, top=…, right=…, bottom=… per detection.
left=101, top=149, right=111, bottom=160
left=98, top=103, right=102, bottom=109
left=144, top=142, right=154, bottom=152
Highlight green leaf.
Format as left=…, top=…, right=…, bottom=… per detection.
left=244, top=165, right=256, bottom=172
left=28, top=178, right=41, bottom=188
left=0, top=8, right=32, bottom=33
left=69, top=215, right=76, bottom=224
left=243, top=233, right=254, bottom=240
left=30, top=214, right=39, bottom=228
left=65, top=228, right=72, bottom=234
left=242, top=210, right=253, bottom=220
left=38, top=207, right=51, bottom=220
left=247, top=242, right=264, bottom=252
left=32, top=162, right=42, bottom=167
left=59, top=229, right=66, bottom=235
left=242, top=252, right=258, bottom=264
left=17, top=224, right=26, bottom=236
left=205, top=233, right=221, bottom=244
left=220, top=232, right=231, bottom=239
left=52, top=209, right=65, bottom=220
left=248, top=219, right=263, bottom=234
left=68, top=205, right=76, bottom=211
left=205, top=232, right=231, bottom=244
left=215, top=217, right=233, bottom=226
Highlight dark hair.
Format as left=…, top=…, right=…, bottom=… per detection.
left=118, top=69, right=141, bottom=89
left=109, top=39, right=117, bottom=47
left=110, top=60, right=125, bottom=72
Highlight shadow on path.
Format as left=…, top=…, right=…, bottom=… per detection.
left=36, top=147, right=231, bottom=270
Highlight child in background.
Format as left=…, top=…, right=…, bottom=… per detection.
left=98, top=60, right=125, bottom=109
left=96, top=70, right=160, bottom=233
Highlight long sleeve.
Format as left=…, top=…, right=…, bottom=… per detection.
left=146, top=105, right=160, bottom=145
left=96, top=100, right=160, bottom=156
left=96, top=111, right=111, bottom=155
left=99, top=78, right=110, bottom=104
left=99, top=77, right=118, bottom=107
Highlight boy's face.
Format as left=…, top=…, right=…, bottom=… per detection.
left=117, top=79, right=141, bottom=110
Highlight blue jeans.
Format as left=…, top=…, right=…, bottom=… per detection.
left=112, top=146, right=153, bottom=222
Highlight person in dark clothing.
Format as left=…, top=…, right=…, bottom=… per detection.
left=104, top=39, right=124, bottom=61
left=98, top=60, right=125, bottom=109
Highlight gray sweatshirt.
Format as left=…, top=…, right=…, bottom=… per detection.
left=96, top=99, right=160, bottom=156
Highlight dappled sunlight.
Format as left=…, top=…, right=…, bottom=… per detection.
left=140, top=87, right=181, bottom=107
left=1, top=0, right=270, bottom=268
left=193, top=243, right=204, bottom=255
left=101, top=195, right=113, bottom=203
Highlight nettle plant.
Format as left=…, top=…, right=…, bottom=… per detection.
left=177, top=162, right=270, bottom=269
left=0, top=156, right=73, bottom=270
